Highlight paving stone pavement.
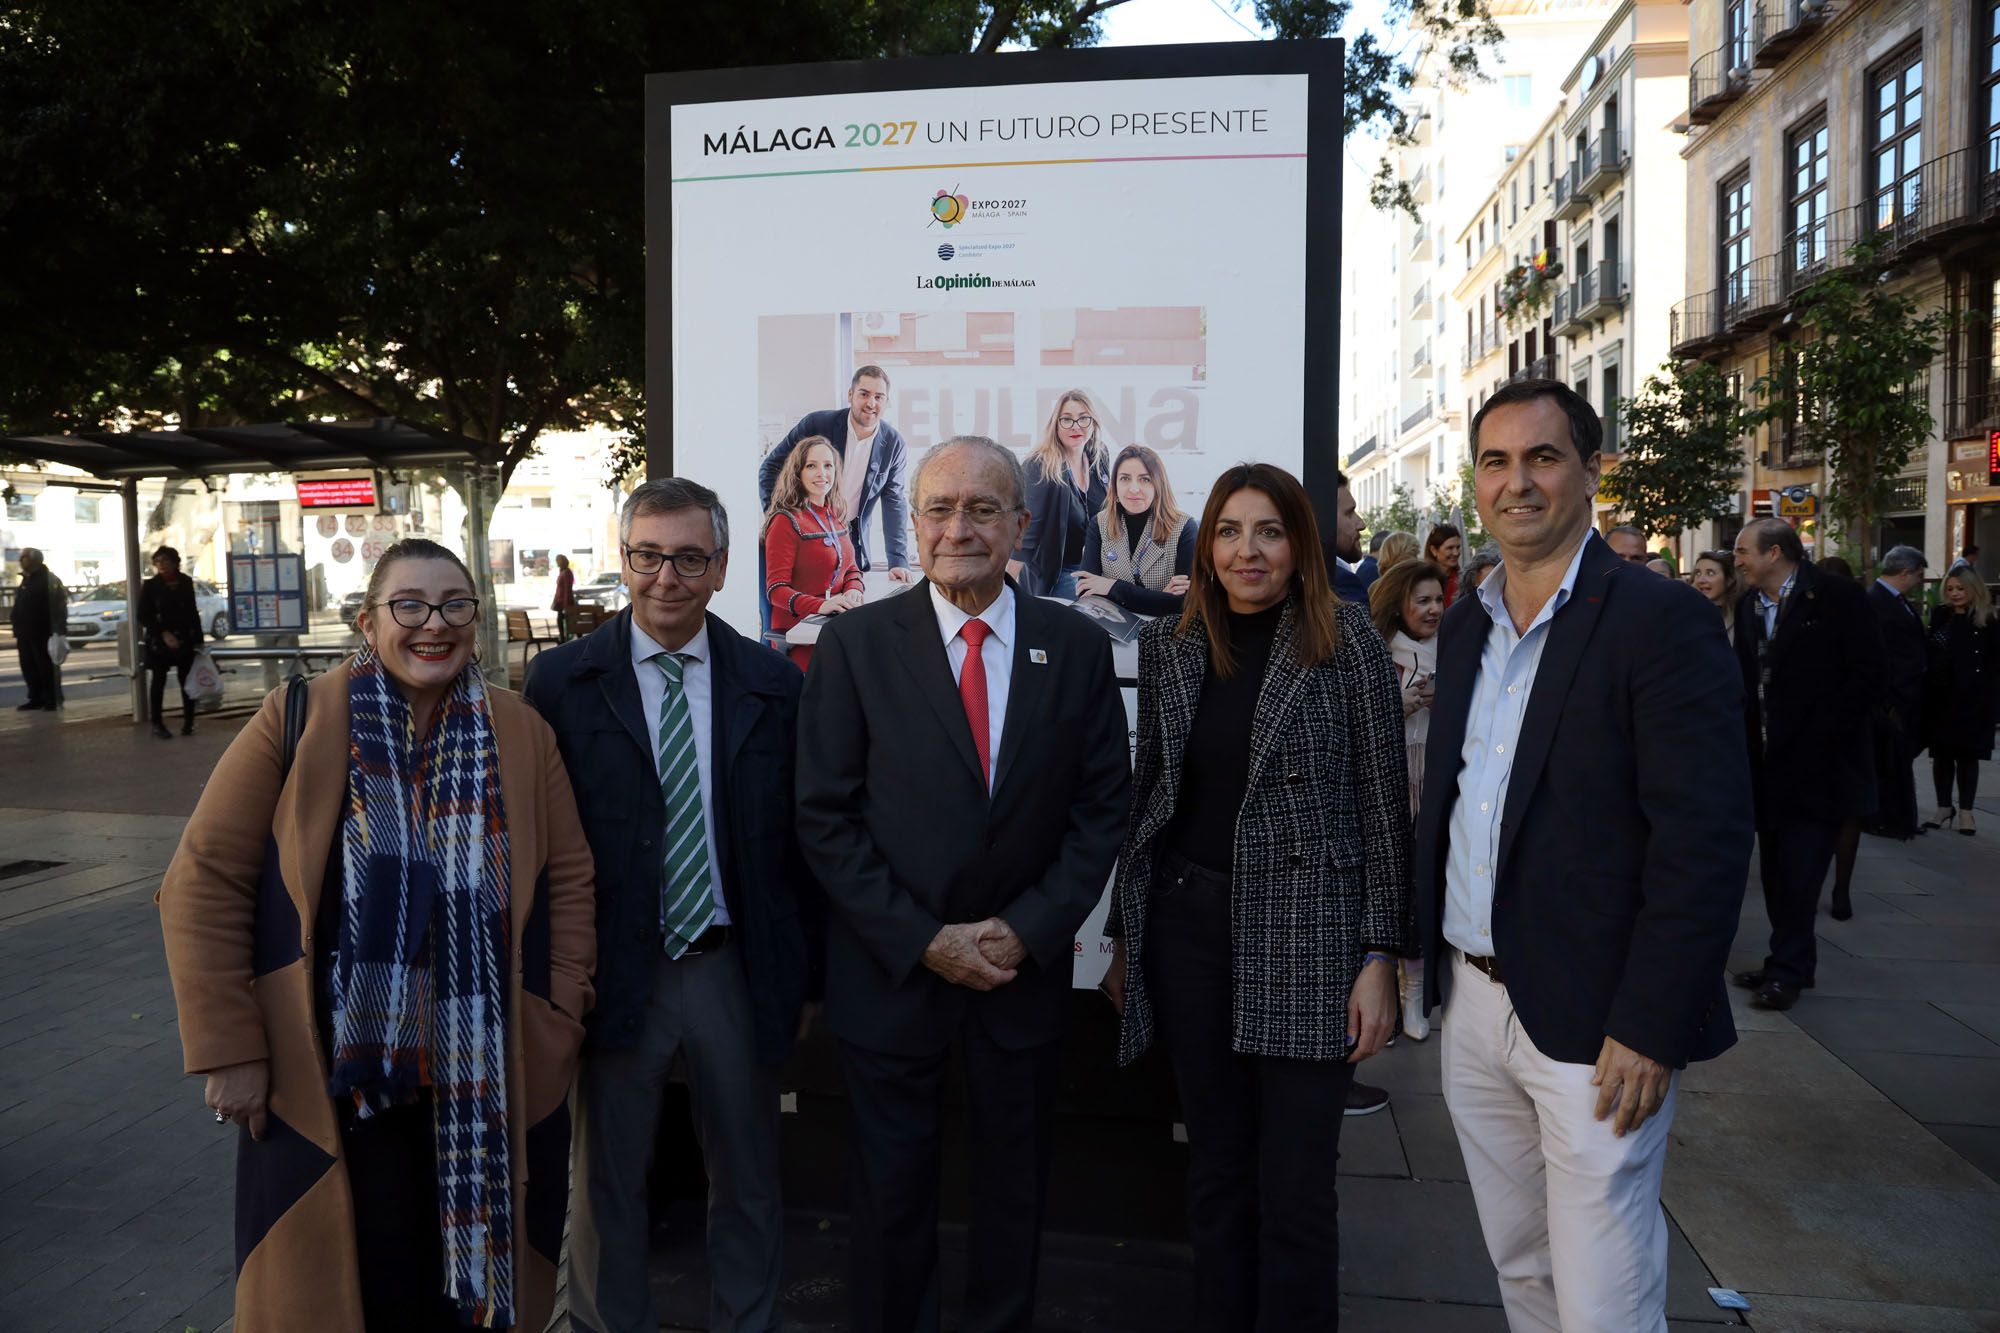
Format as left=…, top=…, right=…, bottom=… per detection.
left=1, top=711, right=1996, bottom=1332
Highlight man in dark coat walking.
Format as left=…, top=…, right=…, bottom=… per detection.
left=9, top=548, right=64, bottom=710
left=1864, top=545, right=1927, bottom=843
left=1732, top=519, right=1887, bottom=1010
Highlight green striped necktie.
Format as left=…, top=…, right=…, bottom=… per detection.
left=652, top=651, right=715, bottom=957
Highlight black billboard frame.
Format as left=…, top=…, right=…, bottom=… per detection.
left=645, top=37, right=1346, bottom=531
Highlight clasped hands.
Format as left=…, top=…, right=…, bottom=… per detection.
left=922, top=917, right=1026, bottom=991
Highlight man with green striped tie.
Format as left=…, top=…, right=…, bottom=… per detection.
left=526, top=477, right=821, bottom=1333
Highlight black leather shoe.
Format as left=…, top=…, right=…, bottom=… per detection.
left=1732, top=969, right=1767, bottom=990
left=151, top=722, right=172, bottom=739
left=181, top=720, right=194, bottom=736
left=1753, top=979, right=1801, bottom=1011
left=1830, top=887, right=1853, bottom=921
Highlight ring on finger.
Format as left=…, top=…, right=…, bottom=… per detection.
left=214, top=1110, right=229, bottom=1124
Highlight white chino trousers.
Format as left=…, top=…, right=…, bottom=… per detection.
left=1440, top=951, right=1678, bottom=1333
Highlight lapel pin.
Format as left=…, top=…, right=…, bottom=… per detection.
left=1029, top=649, right=1048, bottom=664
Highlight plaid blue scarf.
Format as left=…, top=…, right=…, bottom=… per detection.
left=328, top=651, right=514, bottom=1326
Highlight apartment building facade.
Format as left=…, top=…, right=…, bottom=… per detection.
left=1341, top=0, right=1617, bottom=526
left=1552, top=0, right=1691, bottom=478
left=1672, top=0, right=2000, bottom=571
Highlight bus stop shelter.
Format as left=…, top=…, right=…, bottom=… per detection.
left=0, top=418, right=507, bottom=721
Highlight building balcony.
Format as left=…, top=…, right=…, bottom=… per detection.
left=1412, top=281, right=1434, bottom=320
left=1601, top=412, right=1621, bottom=457
left=1411, top=164, right=1432, bottom=205
left=1411, top=340, right=1434, bottom=374
left=1553, top=160, right=1592, bottom=222
left=1581, top=131, right=1627, bottom=195
left=1348, top=434, right=1381, bottom=466
left=1688, top=47, right=1754, bottom=126
left=1507, top=355, right=1557, bottom=386
left=1752, top=0, right=1829, bottom=68
left=1576, top=261, right=1628, bottom=322
left=1946, top=376, right=2000, bottom=437
left=1410, top=225, right=1434, bottom=262
left=1553, top=286, right=1586, bottom=338
left=1779, top=203, right=1866, bottom=300
left=1721, top=254, right=1783, bottom=332
left=1862, top=145, right=1997, bottom=260
left=1670, top=291, right=1727, bottom=358
left=1401, top=399, right=1435, bottom=435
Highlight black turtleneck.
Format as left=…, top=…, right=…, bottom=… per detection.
left=1165, top=601, right=1286, bottom=873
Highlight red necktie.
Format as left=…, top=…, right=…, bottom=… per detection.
left=958, top=618, right=992, bottom=787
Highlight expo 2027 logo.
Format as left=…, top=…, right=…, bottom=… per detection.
left=930, top=186, right=969, bottom=228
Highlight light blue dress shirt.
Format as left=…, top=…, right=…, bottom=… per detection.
left=1754, top=568, right=1797, bottom=640
left=1442, top=529, right=1597, bottom=958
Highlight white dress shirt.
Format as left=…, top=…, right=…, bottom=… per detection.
left=1442, top=529, right=1596, bottom=957
left=929, top=581, right=1015, bottom=791
left=630, top=617, right=730, bottom=926
left=842, top=420, right=876, bottom=519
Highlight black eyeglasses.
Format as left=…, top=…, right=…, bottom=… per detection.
left=624, top=545, right=723, bottom=578
left=379, top=597, right=480, bottom=628
left=1057, top=414, right=1095, bottom=431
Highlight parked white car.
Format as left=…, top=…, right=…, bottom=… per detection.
left=63, top=580, right=232, bottom=644
left=572, top=572, right=628, bottom=611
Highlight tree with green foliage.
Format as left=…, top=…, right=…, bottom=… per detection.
left=0, top=0, right=1499, bottom=485
left=1753, top=238, right=1952, bottom=569
left=1429, top=460, right=1486, bottom=547
left=1361, top=481, right=1421, bottom=539
left=1599, top=359, right=1753, bottom=540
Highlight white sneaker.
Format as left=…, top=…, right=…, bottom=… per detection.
left=1400, top=961, right=1430, bottom=1042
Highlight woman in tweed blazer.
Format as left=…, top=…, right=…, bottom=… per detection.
left=1102, top=463, right=1414, bottom=1332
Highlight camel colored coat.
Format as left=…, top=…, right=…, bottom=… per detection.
left=158, top=664, right=596, bottom=1332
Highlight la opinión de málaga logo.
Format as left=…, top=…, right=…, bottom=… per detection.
left=930, top=186, right=970, bottom=228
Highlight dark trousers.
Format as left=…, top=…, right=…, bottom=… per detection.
left=338, top=1095, right=461, bottom=1332
left=1758, top=816, right=1842, bottom=987
left=838, top=1027, right=1062, bottom=1333
left=1933, top=754, right=1981, bottom=809
left=1146, top=849, right=1355, bottom=1333
left=16, top=633, right=55, bottom=706
left=149, top=657, right=193, bottom=726
left=1865, top=714, right=1919, bottom=838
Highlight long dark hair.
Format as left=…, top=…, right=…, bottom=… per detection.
left=1100, top=443, right=1186, bottom=546
left=1177, top=463, right=1339, bottom=679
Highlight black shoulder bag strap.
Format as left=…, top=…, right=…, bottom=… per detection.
left=280, top=675, right=310, bottom=783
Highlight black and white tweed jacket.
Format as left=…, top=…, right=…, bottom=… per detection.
left=1109, top=596, right=1415, bottom=1065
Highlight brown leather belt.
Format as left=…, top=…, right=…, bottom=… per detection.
left=1460, top=949, right=1503, bottom=985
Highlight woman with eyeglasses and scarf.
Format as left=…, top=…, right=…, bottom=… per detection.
left=159, top=537, right=596, bottom=1332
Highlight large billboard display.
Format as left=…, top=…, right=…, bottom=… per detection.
left=647, top=43, right=1343, bottom=986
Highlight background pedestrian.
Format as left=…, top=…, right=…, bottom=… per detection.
left=138, top=545, right=203, bottom=739
left=1923, top=568, right=1998, bottom=836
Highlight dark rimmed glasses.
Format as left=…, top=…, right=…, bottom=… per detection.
left=624, top=545, right=723, bottom=578
left=380, top=597, right=481, bottom=628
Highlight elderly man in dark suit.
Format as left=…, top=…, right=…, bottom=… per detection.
left=797, top=435, right=1130, bottom=1333
left=526, top=478, right=822, bottom=1333
left=1414, top=380, right=1753, bottom=1333
left=1731, top=518, right=1886, bottom=1010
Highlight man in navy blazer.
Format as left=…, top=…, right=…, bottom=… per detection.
left=758, top=364, right=914, bottom=579
left=526, top=478, right=821, bottom=1333
left=1413, top=380, right=1752, bottom=1332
